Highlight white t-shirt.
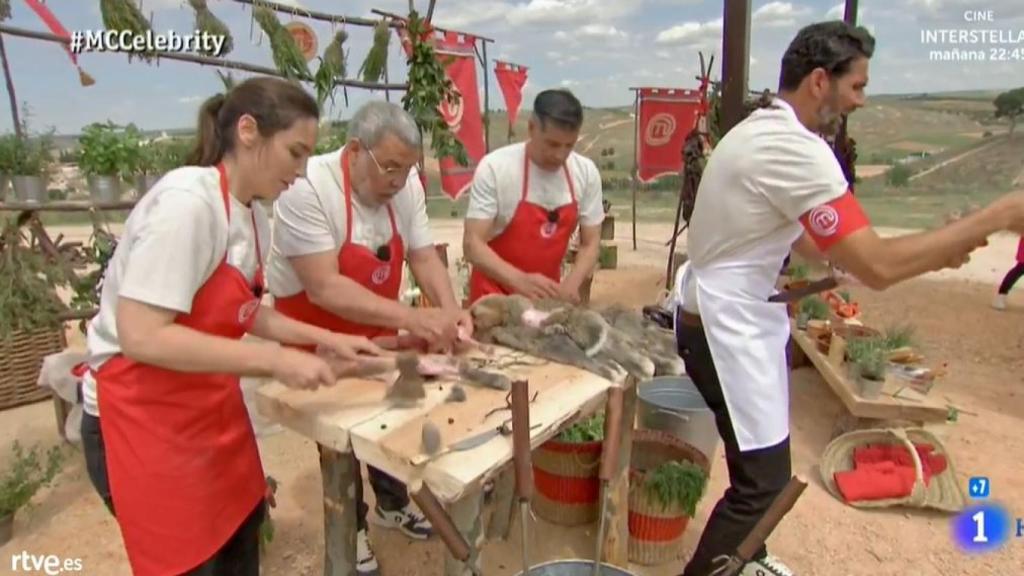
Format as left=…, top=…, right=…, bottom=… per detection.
left=465, top=142, right=604, bottom=237
left=82, top=166, right=271, bottom=417
left=679, top=99, right=849, bottom=312
left=267, top=146, right=434, bottom=297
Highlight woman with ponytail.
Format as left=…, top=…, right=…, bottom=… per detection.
left=79, top=76, right=387, bottom=575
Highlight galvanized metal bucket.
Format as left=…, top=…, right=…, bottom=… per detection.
left=12, top=175, right=48, bottom=204
left=515, top=560, right=638, bottom=575
left=637, top=375, right=720, bottom=464
left=89, top=175, right=122, bottom=204
left=135, top=173, right=163, bottom=198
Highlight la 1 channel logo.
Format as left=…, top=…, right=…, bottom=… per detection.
left=951, top=477, right=1021, bottom=553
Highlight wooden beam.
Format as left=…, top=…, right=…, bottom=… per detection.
left=0, top=25, right=408, bottom=92
left=229, top=0, right=403, bottom=30
left=0, top=33, right=21, bottom=138
left=370, top=9, right=495, bottom=43
left=0, top=200, right=136, bottom=212
left=720, top=0, right=752, bottom=134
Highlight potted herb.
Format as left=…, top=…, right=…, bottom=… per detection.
left=78, top=121, right=142, bottom=203
left=639, top=459, right=708, bottom=516
left=846, top=337, right=887, bottom=399
left=0, top=133, right=16, bottom=200
left=10, top=134, right=55, bottom=204
left=0, top=441, right=65, bottom=546
left=134, top=138, right=188, bottom=197
left=797, top=295, right=829, bottom=330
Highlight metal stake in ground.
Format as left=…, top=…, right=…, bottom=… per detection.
left=510, top=378, right=533, bottom=575
left=591, top=385, right=625, bottom=576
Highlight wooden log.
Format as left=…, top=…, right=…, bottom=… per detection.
left=319, top=445, right=358, bottom=576
left=485, top=465, right=516, bottom=540
left=602, top=379, right=638, bottom=566
left=444, top=486, right=484, bottom=576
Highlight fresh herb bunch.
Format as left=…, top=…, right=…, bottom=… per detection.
left=137, top=138, right=190, bottom=174
left=0, top=218, right=70, bottom=337
left=883, top=323, right=915, bottom=350
left=69, top=217, right=118, bottom=316
left=798, top=295, right=830, bottom=320
left=252, top=5, right=310, bottom=82
left=314, top=127, right=348, bottom=155
left=557, top=412, right=605, bottom=443
left=359, top=19, right=390, bottom=83
left=0, top=441, right=65, bottom=517
left=401, top=11, right=469, bottom=166
left=640, top=459, right=708, bottom=517
left=7, top=133, right=55, bottom=178
left=187, top=0, right=233, bottom=57
left=846, top=337, right=887, bottom=380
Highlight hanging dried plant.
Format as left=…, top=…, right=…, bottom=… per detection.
left=252, top=5, right=310, bottom=81
left=359, top=19, right=390, bottom=83
left=312, top=30, right=348, bottom=110
left=187, top=0, right=233, bottom=57
left=0, top=0, right=11, bottom=22
left=100, top=0, right=153, bottom=61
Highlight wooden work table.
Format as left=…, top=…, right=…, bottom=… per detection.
left=788, top=320, right=949, bottom=433
left=255, top=345, right=638, bottom=576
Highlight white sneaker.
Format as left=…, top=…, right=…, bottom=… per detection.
left=740, top=554, right=795, bottom=576
left=369, top=503, right=433, bottom=540
left=992, top=294, right=1007, bottom=310
left=356, top=529, right=380, bottom=576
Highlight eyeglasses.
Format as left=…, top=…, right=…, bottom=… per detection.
left=359, top=139, right=414, bottom=179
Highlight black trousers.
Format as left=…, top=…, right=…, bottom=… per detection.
left=356, top=464, right=410, bottom=531
left=81, top=413, right=264, bottom=575
left=998, top=262, right=1024, bottom=295
left=675, top=313, right=792, bottom=576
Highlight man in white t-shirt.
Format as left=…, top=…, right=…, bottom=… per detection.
left=268, top=101, right=469, bottom=575
left=463, top=89, right=604, bottom=304
left=675, top=21, right=1024, bottom=576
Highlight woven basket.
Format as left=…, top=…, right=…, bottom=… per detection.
left=0, top=327, right=65, bottom=411
left=820, top=427, right=966, bottom=513
left=532, top=438, right=602, bottom=526
left=628, top=430, right=710, bottom=566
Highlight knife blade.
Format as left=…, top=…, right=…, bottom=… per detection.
left=449, top=426, right=506, bottom=451
left=768, top=277, right=838, bottom=303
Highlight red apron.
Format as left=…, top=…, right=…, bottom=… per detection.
left=1016, top=236, right=1024, bottom=263
left=468, top=150, right=579, bottom=303
left=274, top=148, right=405, bottom=345
left=97, top=164, right=267, bottom=575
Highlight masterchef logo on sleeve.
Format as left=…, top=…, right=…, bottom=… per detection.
left=799, top=191, right=870, bottom=251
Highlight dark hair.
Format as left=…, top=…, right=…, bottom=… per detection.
left=187, top=76, right=319, bottom=166
left=532, top=89, right=584, bottom=131
left=778, top=21, right=875, bottom=92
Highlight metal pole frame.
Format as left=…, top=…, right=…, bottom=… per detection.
left=630, top=89, right=640, bottom=251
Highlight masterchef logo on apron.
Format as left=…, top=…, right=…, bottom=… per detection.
left=807, top=204, right=840, bottom=236
left=371, top=264, right=391, bottom=285
left=644, top=113, right=677, bottom=147
left=237, top=299, right=260, bottom=325
left=540, top=221, right=559, bottom=239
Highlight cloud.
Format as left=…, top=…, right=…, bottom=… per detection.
left=433, top=1, right=512, bottom=28
left=506, top=0, right=643, bottom=27
left=753, top=2, right=812, bottom=28
left=655, top=18, right=723, bottom=46
left=178, top=95, right=204, bottom=104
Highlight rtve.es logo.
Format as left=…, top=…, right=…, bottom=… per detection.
left=10, top=551, right=84, bottom=575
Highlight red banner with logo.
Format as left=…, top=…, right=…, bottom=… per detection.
left=635, top=88, right=702, bottom=183
left=24, top=0, right=94, bottom=85
left=494, top=61, right=528, bottom=130
left=399, top=29, right=486, bottom=200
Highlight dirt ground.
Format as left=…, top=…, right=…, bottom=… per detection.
left=2, top=219, right=1023, bottom=575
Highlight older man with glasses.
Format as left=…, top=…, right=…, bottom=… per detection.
left=267, top=100, right=470, bottom=576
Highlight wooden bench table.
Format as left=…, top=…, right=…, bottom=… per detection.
left=255, top=345, right=638, bottom=575
left=788, top=320, right=949, bottom=435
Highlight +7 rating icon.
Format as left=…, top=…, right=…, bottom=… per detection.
left=969, top=477, right=990, bottom=498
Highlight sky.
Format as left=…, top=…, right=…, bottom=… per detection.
left=0, top=0, right=1021, bottom=135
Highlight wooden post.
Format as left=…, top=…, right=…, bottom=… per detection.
left=602, top=378, right=638, bottom=566
left=485, top=465, right=516, bottom=540
left=0, top=33, right=21, bottom=137
left=834, top=0, right=859, bottom=180
left=319, top=445, right=359, bottom=576
left=444, top=487, right=484, bottom=576
left=720, top=0, right=752, bottom=135
left=481, top=40, right=490, bottom=152
left=630, top=90, right=639, bottom=251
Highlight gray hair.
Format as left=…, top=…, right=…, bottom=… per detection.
left=348, top=101, right=421, bottom=149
